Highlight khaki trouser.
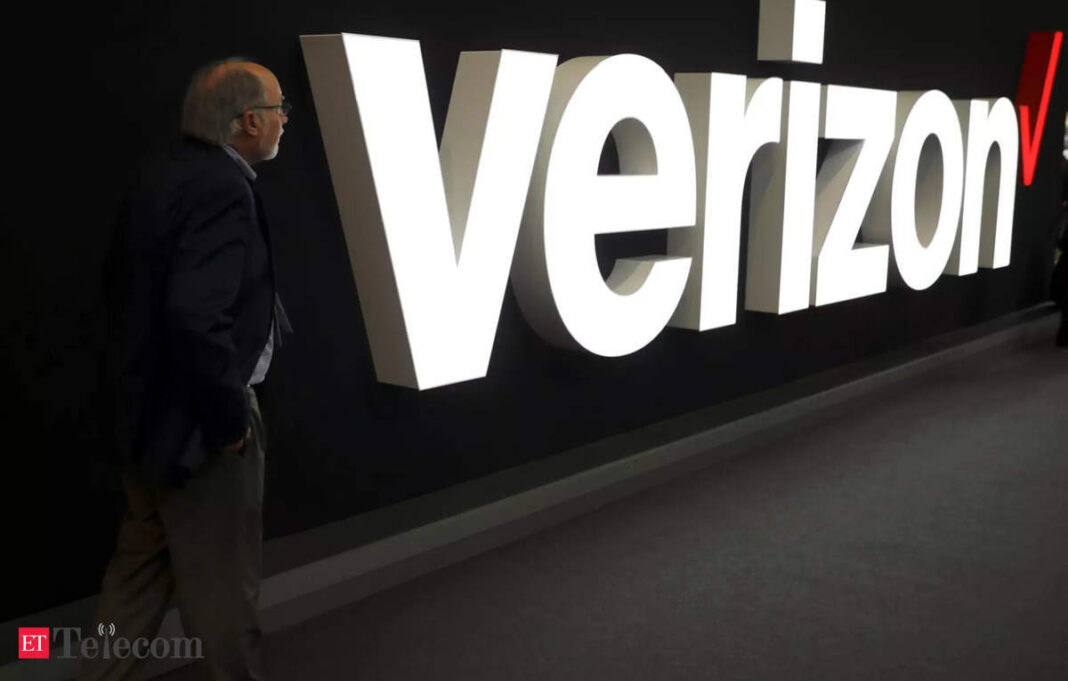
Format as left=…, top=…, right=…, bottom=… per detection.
left=78, top=387, right=266, bottom=681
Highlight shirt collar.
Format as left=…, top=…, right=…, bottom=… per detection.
left=222, top=145, right=257, bottom=182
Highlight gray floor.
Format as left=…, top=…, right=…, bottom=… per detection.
left=166, top=343, right=1068, bottom=681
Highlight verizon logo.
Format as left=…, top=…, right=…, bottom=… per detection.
left=299, top=1, right=1062, bottom=390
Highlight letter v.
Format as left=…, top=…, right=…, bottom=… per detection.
left=301, top=34, right=557, bottom=389
left=1016, top=30, right=1062, bottom=186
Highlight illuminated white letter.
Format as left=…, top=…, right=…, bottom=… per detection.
left=758, top=0, right=827, bottom=64
left=811, top=85, right=896, bottom=306
left=669, top=74, right=782, bottom=330
left=300, top=34, right=556, bottom=389
left=865, top=90, right=964, bottom=291
left=947, top=98, right=1019, bottom=274
left=746, top=81, right=821, bottom=314
left=512, top=55, right=696, bottom=356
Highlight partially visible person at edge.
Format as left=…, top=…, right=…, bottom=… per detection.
left=1054, top=115, right=1068, bottom=347
left=80, top=58, right=292, bottom=681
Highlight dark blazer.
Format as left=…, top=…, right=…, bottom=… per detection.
left=1053, top=158, right=1068, bottom=306
left=103, top=136, right=276, bottom=486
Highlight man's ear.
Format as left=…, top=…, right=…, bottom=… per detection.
left=240, top=110, right=261, bottom=137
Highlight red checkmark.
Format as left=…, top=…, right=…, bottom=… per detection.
left=1016, top=30, right=1062, bottom=187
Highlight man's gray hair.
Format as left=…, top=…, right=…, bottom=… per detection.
left=180, top=58, right=267, bottom=146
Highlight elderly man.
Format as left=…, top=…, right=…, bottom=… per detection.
left=80, top=59, right=290, bottom=681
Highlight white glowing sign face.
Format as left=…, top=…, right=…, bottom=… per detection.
left=670, top=74, right=782, bottom=330
left=886, top=90, right=966, bottom=291
left=300, top=35, right=556, bottom=389
left=511, top=55, right=696, bottom=357
left=745, top=80, right=821, bottom=314
left=301, top=10, right=1021, bottom=390
left=812, top=85, right=895, bottom=306
left=952, top=98, right=1019, bottom=273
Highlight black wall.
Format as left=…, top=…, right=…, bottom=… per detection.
left=3, top=0, right=1066, bottom=621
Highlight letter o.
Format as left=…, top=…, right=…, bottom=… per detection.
left=150, top=638, right=170, bottom=659
left=890, top=90, right=964, bottom=290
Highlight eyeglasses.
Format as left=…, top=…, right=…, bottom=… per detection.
left=238, top=101, right=292, bottom=117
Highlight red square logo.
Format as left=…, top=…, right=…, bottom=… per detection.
left=18, top=628, right=49, bottom=659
